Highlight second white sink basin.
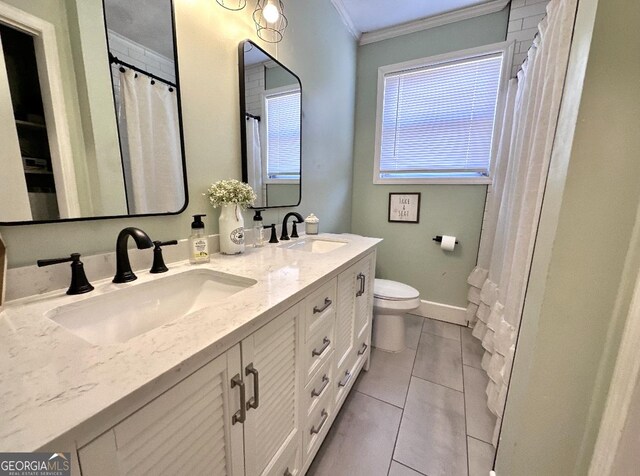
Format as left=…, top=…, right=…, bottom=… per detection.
left=46, top=269, right=257, bottom=345
left=279, top=238, right=347, bottom=253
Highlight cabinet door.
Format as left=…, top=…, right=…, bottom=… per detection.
left=78, top=345, right=244, bottom=476
left=242, top=305, right=301, bottom=476
left=354, top=253, right=375, bottom=340
left=334, top=268, right=356, bottom=371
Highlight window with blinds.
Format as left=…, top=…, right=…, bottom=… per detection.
left=265, top=88, right=301, bottom=181
left=375, top=48, right=506, bottom=183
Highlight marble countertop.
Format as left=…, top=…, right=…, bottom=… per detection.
left=0, top=233, right=380, bottom=452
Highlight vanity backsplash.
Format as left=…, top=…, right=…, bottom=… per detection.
left=5, top=234, right=221, bottom=302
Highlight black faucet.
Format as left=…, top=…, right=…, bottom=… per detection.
left=37, top=253, right=94, bottom=295
left=113, top=227, right=154, bottom=283
left=280, top=212, right=304, bottom=241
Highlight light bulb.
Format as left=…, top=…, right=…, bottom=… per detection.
left=262, top=1, right=280, bottom=23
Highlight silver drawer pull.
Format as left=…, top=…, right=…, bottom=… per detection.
left=357, top=342, right=368, bottom=356
left=230, top=374, right=246, bottom=425
left=310, top=409, right=329, bottom=435
left=338, top=370, right=352, bottom=388
left=313, top=297, right=332, bottom=314
left=245, top=363, right=259, bottom=411
left=284, top=469, right=293, bottom=476
left=311, top=374, right=330, bottom=397
left=312, top=337, right=330, bottom=357
left=356, top=273, right=365, bottom=297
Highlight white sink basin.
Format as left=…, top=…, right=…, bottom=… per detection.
left=279, top=238, right=347, bottom=253
left=46, top=269, right=257, bottom=345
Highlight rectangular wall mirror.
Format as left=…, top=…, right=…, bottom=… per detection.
left=239, top=40, right=301, bottom=209
left=0, top=0, right=187, bottom=225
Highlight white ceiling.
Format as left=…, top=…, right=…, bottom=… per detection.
left=103, top=0, right=175, bottom=60
left=335, top=0, right=498, bottom=35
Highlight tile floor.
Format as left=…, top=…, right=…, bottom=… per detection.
left=307, top=315, right=496, bottom=476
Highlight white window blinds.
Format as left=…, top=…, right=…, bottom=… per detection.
left=265, top=89, right=301, bottom=180
left=378, top=53, right=503, bottom=180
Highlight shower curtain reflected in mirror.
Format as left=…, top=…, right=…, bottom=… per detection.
left=246, top=116, right=266, bottom=207
left=117, top=68, right=184, bottom=214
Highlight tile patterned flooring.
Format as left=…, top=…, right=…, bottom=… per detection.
left=307, top=315, right=496, bottom=476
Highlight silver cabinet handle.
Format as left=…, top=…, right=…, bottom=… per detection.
left=284, top=469, right=293, bottom=476
left=312, top=337, right=331, bottom=357
left=310, top=409, right=329, bottom=435
left=230, top=374, right=246, bottom=425
left=356, top=273, right=365, bottom=297
left=357, top=342, right=368, bottom=356
left=313, top=297, right=332, bottom=314
left=311, top=374, right=330, bottom=398
left=338, top=370, right=352, bottom=388
left=245, top=363, right=259, bottom=411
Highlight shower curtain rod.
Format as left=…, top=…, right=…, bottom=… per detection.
left=245, top=112, right=261, bottom=121
left=109, top=53, right=177, bottom=88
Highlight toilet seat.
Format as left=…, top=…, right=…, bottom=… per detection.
left=374, top=279, right=419, bottom=301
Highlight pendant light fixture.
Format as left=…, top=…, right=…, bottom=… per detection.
left=216, top=0, right=247, bottom=11
left=253, top=0, right=288, bottom=43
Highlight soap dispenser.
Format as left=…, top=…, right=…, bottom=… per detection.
left=189, top=214, right=210, bottom=264
left=253, top=209, right=265, bottom=247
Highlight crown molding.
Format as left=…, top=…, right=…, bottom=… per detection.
left=330, top=0, right=361, bottom=41
left=359, top=0, right=510, bottom=46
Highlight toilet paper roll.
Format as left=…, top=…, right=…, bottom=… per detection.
left=441, top=235, right=457, bottom=251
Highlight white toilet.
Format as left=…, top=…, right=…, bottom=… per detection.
left=372, top=279, right=420, bottom=353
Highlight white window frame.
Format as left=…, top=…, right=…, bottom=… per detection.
left=261, top=84, right=301, bottom=185
left=373, top=41, right=514, bottom=185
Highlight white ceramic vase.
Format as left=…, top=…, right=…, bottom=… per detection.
left=219, top=203, right=245, bottom=254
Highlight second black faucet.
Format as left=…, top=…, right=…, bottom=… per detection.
left=280, top=212, right=304, bottom=241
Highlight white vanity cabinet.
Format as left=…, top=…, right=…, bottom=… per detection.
left=77, top=250, right=376, bottom=476
left=79, top=306, right=301, bottom=476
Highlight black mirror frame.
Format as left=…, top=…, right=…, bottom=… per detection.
left=0, top=0, right=189, bottom=226
left=238, top=39, right=302, bottom=210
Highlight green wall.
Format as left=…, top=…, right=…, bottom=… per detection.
left=350, top=10, right=509, bottom=307
left=496, top=0, right=640, bottom=472
left=0, top=0, right=357, bottom=267
left=265, top=64, right=297, bottom=90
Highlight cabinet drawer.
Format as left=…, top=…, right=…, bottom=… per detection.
left=303, top=386, right=333, bottom=463
left=303, top=317, right=334, bottom=385
left=303, top=279, right=337, bottom=341
left=333, top=359, right=356, bottom=410
left=303, top=356, right=333, bottom=418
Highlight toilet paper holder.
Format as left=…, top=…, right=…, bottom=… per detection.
left=432, top=235, right=459, bottom=244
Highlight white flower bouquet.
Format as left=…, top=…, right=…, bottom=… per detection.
left=205, top=179, right=256, bottom=209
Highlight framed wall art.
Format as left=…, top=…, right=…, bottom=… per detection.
left=388, top=193, right=421, bottom=223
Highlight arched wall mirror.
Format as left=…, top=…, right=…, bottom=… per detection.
left=0, top=0, right=187, bottom=225
left=239, top=40, right=302, bottom=209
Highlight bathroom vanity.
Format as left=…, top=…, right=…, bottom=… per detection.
left=0, top=234, right=379, bottom=475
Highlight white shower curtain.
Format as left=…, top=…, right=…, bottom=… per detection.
left=119, top=69, right=184, bottom=214
left=246, top=117, right=266, bottom=207
left=466, top=0, right=578, bottom=445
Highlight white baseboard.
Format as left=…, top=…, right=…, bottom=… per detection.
left=410, top=299, right=468, bottom=326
